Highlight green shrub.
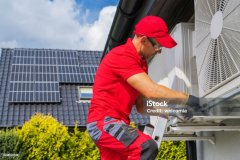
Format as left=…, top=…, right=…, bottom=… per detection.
left=66, top=124, right=100, bottom=160
left=18, top=113, right=70, bottom=160
left=0, top=129, right=20, bottom=160
left=17, top=113, right=100, bottom=160
left=157, top=141, right=187, bottom=160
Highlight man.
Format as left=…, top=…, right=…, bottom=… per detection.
left=87, top=16, right=200, bottom=160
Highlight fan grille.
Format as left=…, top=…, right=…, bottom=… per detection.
left=196, top=0, right=240, bottom=93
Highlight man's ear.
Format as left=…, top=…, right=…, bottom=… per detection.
left=140, top=36, right=148, bottom=44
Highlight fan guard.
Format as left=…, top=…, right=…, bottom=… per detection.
left=196, top=0, right=240, bottom=93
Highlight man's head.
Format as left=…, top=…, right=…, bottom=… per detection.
left=134, top=16, right=177, bottom=48
left=132, top=16, right=177, bottom=58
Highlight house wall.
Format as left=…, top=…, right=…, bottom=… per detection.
left=196, top=131, right=240, bottom=160
left=148, top=23, right=197, bottom=94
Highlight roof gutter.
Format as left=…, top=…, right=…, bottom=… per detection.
left=101, top=0, right=145, bottom=60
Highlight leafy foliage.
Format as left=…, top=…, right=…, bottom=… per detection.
left=17, top=113, right=99, bottom=160
left=17, top=113, right=70, bottom=160
left=157, top=141, right=187, bottom=160
left=65, top=124, right=100, bottom=160
left=0, top=129, right=20, bottom=160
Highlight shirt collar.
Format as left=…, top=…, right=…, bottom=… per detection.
left=126, top=38, right=144, bottom=61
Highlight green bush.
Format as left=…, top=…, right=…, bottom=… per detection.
left=17, top=113, right=100, bottom=160
left=17, top=113, right=70, bottom=160
left=66, top=124, right=100, bottom=160
left=0, top=129, right=20, bottom=160
left=157, top=141, right=186, bottom=160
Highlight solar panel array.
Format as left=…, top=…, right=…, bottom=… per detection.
left=8, top=49, right=101, bottom=103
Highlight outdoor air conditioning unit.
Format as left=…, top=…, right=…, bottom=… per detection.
left=195, top=0, right=240, bottom=99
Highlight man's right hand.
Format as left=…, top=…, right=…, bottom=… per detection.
left=186, top=95, right=202, bottom=112
left=168, top=106, right=193, bottom=121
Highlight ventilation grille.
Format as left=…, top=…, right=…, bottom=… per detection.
left=196, top=0, right=240, bottom=93
left=201, top=38, right=239, bottom=92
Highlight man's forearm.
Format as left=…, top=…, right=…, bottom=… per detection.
left=150, top=84, right=188, bottom=104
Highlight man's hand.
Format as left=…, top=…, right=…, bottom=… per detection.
left=168, top=95, right=202, bottom=120
left=168, top=106, right=193, bottom=121
left=186, top=95, right=202, bottom=112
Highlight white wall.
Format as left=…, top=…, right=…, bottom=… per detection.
left=148, top=23, right=197, bottom=94
left=197, top=131, right=240, bottom=160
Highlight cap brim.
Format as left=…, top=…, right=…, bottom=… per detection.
left=156, top=34, right=177, bottom=48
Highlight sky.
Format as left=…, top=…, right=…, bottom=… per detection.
left=0, top=0, right=119, bottom=51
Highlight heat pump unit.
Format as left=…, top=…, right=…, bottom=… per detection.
left=195, top=0, right=240, bottom=98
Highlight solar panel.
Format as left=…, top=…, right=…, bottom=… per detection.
left=78, top=51, right=101, bottom=83
left=57, top=50, right=81, bottom=83
left=8, top=49, right=102, bottom=104
left=79, top=65, right=98, bottom=83
left=9, top=49, right=61, bottom=103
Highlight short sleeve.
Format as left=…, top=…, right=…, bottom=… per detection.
left=108, top=53, right=146, bottom=80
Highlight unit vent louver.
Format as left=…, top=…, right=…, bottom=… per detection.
left=196, top=0, right=240, bottom=96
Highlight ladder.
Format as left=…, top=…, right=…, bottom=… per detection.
left=143, top=116, right=168, bottom=148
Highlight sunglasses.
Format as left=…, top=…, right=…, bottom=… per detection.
left=147, top=38, right=162, bottom=53
left=147, top=38, right=157, bottom=46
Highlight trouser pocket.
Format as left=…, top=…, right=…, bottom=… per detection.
left=103, top=120, right=139, bottom=147
left=87, top=121, right=102, bottom=143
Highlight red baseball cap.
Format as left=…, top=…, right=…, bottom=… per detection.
left=133, top=16, right=177, bottom=48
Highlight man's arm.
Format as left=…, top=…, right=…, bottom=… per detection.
left=127, top=72, right=188, bottom=104
left=135, top=95, right=170, bottom=118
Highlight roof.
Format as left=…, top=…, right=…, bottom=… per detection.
left=0, top=48, right=149, bottom=128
